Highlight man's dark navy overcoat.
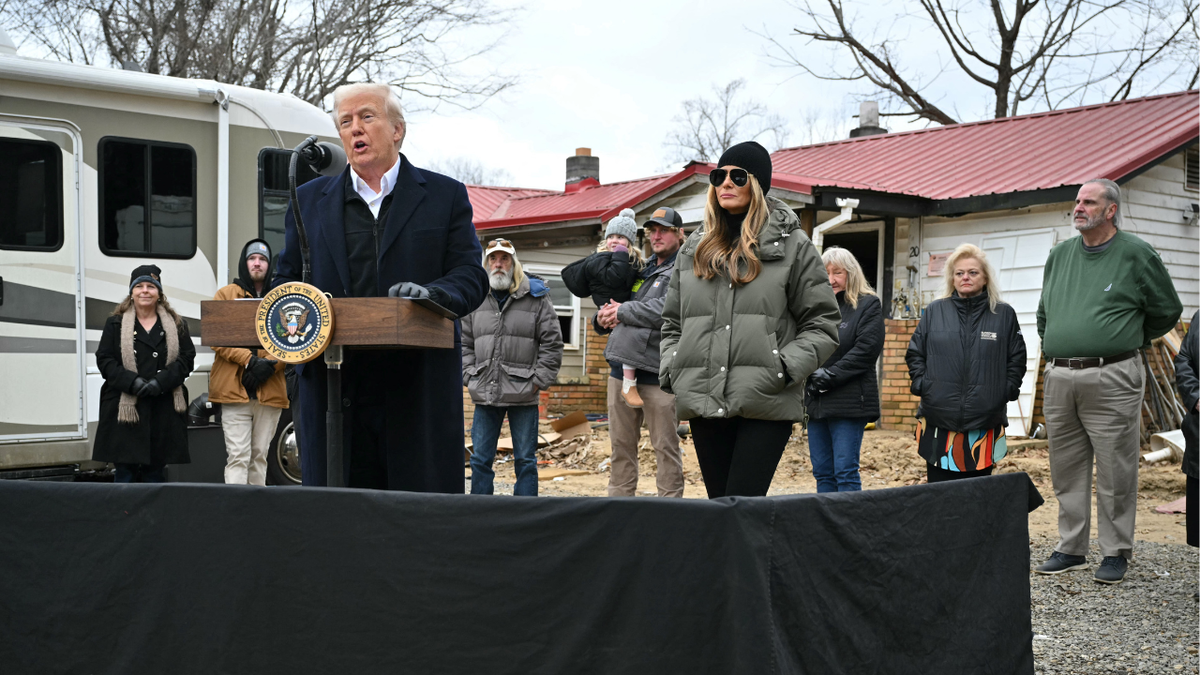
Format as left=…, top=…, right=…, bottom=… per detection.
left=276, top=154, right=487, bottom=491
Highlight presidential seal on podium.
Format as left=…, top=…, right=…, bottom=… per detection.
left=256, top=282, right=334, bottom=363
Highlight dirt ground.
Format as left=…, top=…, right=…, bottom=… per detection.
left=473, top=424, right=1191, bottom=546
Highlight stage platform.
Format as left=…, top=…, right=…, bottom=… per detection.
left=0, top=474, right=1042, bottom=674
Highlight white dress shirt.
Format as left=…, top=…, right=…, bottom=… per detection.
left=350, top=156, right=401, bottom=218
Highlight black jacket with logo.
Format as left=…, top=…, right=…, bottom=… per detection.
left=805, top=292, right=884, bottom=420
left=905, top=290, right=1027, bottom=432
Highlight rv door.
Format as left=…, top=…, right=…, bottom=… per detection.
left=0, top=117, right=86, bottom=452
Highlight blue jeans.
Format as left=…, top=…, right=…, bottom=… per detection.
left=808, top=417, right=869, bottom=493
left=114, top=463, right=166, bottom=483
left=470, top=404, right=539, bottom=496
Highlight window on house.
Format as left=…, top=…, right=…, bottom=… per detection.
left=524, top=265, right=581, bottom=350
left=1186, top=146, right=1198, bottom=191
left=258, top=148, right=320, bottom=263
left=0, top=138, right=62, bottom=251
left=99, top=137, right=196, bottom=257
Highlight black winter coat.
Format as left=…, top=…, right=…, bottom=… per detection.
left=275, top=155, right=488, bottom=492
left=805, top=293, right=884, bottom=420
left=906, top=291, right=1027, bottom=432
left=562, top=250, right=637, bottom=307
left=92, top=314, right=195, bottom=466
left=1175, top=310, right=1199, bottom=479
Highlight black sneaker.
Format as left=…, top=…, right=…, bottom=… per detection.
left=1034, top=551, right=1088, bottom=575
left=1094, top=556, right=1128, bottom=585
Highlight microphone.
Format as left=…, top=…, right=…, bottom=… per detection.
left=297, top=140, right=347, bottom=177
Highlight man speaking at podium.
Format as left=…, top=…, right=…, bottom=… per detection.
left=276, top=82, right=488, bottom=491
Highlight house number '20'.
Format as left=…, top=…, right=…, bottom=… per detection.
left=909, top=246, right=920, bottom=258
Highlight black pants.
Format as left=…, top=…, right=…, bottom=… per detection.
left=1187, top=475, right=1197, bottom=548
left=927, top=463, right=994, bottom=483
left=348, top=400, right=389, bottom=489
left=689, top=417, right=793, bottom=498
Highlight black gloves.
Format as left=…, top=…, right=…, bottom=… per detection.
left=248, top=355, right=278, bottom=382
left=809, top=367, right=834, bottom=391
left=389, top=281, right=430, bottom=300
left=129, top=376, right=149, bottom=395
left=242, top=355, right=278, bottom=389
left=389, top=282, right=451, bottom=308
left=138, top=378, right=163, bottom=397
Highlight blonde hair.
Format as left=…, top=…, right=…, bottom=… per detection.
left=822, top=246, right=876, bottom=308
left=595, top=234, right=646, bottom=271
left=331, top=83, right=407, bottom=148
left=693, top=174, right=769, bottom=285
left=940, top=243, right=1002, bottom=312
left=113, top=289, right=184, bottom=326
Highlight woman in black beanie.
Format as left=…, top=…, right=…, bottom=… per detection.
left=92, top=264, right=194, bottom=482
left=660, top=141, right=841, bottom=498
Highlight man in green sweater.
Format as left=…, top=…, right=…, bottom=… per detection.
left=1034, top=178, right=1183, bottom=585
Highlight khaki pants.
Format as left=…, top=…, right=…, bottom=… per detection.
left=606, top=377, right=683, bottom=498
left=1043, top=357, right=1144, bottom=560
left=221, top=401, right=283, bottom=486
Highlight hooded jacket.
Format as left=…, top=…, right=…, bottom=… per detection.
left=462, top=273, right=564, bottom=407
left=600, top=253, right=676, bottom=374
left=208, top=239, right=288, bottom=408
left=659, top=196, right=841, bottom=422
left=905, top=291, right=1026, bottom=432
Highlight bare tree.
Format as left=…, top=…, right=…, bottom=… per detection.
left=426, top=156, right=513, bottom=186
left=1, top=0, right=517, bottom=109
left=664, top=79, right=791, bottom=164
left=765, top=0, right=1198, bottom=125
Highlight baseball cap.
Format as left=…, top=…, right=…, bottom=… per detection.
left=645, top=207, right=684, bottom=229
left=484, top=238, right=516, bottom=257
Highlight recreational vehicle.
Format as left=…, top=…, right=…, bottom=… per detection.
left=0, top=30, right=338, bottom=483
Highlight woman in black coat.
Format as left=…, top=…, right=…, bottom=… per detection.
left=1175, top=310, right=1199, bottom=547
left=804, top=246, right=884, bottom=492
left=92, top=265, right=195, bottom=482
left=906, top=244, right=1026, bottom=482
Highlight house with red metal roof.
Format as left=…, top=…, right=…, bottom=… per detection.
left=465, top=92, right=1199, bottom=430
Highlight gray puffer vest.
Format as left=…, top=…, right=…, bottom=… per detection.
left=462, top=274, right=564, bottom=406
left=659, top=197, right=841, bottom=422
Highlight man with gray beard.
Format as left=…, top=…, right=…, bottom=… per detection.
left=1034, top=178, right=1181, bottom=584
left=461, top=239, right=563, bottom=495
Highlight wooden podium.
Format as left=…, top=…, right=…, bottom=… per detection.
left=201, top=297, right=455, bottom=487
left=202, top=297, right=453, bottom=351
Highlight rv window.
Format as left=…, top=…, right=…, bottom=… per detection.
left=259, top=148, right=319, bottom=263
left=0, top=138, right=63, bottom=251
left=99, top=137, right=196, bottom=258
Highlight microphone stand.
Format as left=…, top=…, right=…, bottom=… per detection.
left=288, top=136, right=345, bottom=488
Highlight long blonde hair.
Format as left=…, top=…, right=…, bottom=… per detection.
left=693, top=174, right=769, bottom=285
left=822, top=246, right=876, bottom=309
left=595, top=234, right=646, bottom=270
left=940, top=243, right=1002, bottom=312
left=113, top=289, right=185, bottom=326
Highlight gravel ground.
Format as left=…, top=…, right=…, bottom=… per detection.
left=1031, top=537, right=1198, bottom=674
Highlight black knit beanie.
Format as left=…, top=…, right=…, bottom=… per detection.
left=717, top=141, right=772, bottom=194
left=129, top=264, right=163, bottom=294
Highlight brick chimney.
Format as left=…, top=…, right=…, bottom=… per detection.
left=565, top=148, right=600, bottom=193
left=849, top=101, right=888, bottom=138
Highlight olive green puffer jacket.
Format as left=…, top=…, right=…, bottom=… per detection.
left=659, top=197, right=840, bottom=421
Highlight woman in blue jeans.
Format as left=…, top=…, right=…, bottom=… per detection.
left=804, top=247, right=884, bottom=492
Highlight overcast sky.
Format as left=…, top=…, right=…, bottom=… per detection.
left=403, top=0, right=880, bottom=190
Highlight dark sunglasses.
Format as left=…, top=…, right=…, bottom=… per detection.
left=709, top=168, right=749, bottom=188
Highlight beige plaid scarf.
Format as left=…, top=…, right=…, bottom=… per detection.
left=117, top=305, right=187, bottom=424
